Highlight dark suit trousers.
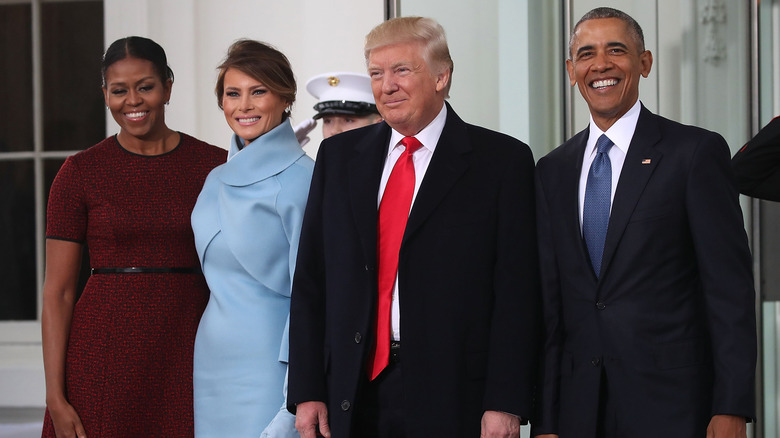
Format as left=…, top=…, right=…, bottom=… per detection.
left=352, top=360, right=407, bottom=438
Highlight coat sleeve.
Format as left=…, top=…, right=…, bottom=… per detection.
left=688, top=131, right=757, bottom=420
left=531, top=163, right=562, bottom=435
left=482, top=143, right=541, bottom=421
left=287, top=149, right=329, bottom=414
left=732, top=116, right=780, bottom=201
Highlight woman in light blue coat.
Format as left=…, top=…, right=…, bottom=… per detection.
left=191, top=40, right=313, bottom=438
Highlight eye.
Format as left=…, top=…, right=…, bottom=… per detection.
left=139, top=85, right=154, bottom=92
left=577, top=51, right=594, bottom=60
left=252, top=89, right=267, bottom=96
left=344, top=118, right=355, bottom=124
left=322, top=118, right=332, bottom=125
left=110, top=88, right=127, bottom=96
left=369, top=70, right=383, bottom=79
left=225, top=91, right=239, bottom=98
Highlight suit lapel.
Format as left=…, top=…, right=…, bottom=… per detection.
left=599, top=107, right=663, bottom=280
left=561, top=130, right=596, bottom=282
left=348, top=123, right=392, bottom=268
left=403, top=105, right=470, bottom=242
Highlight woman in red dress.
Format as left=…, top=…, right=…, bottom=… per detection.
left=40, top=36, right=225, bottom=438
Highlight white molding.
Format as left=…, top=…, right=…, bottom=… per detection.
left=0, top=323, right=44, bottom=407
left=0, top=344, right=44, bottom=407
left=0, top=322, right=41, bottom=344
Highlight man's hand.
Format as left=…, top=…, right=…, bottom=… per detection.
left=481, top=410, right=520, bottom=438
left=706, top=414, right=747, bottom=438
left=295, top=401, right=330, bottom=438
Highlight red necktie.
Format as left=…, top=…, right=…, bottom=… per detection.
left=368, top=136, right=422, bottom=380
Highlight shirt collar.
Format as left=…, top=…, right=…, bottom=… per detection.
left=386, top=102, right=447, bottom=156
left=586, top=99, right=642, bottom=158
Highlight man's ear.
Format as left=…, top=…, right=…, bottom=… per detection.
left=435, top=68, right=451, bottom=93
left=566, top=59, right=576, bottom=86
left=639, top=50, right=653, bottom=78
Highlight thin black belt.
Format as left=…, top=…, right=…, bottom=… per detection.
left=91, top=267, right=202, bottom=275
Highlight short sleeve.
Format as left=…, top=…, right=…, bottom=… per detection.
left=46, top=156, right=87, bottom=243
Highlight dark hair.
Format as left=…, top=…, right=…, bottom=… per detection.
left=214, top=39, right=296, bottom=120
left=101, top=36, right=174, bottom=86
left=570, top=7, right=645, bottom=58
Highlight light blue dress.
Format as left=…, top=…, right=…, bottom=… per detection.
left=192, top=120, right=313, bottom=438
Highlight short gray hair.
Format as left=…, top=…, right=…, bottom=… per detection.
left=569, top=7, right=645, bottom=59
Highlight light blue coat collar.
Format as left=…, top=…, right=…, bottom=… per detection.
left=220, top=119, right=305, bottom=186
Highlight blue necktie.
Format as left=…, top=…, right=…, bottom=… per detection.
left=583, top=134, right=613, bottom=278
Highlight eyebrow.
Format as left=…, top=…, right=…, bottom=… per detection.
left=368, top=61, right=414, bottom=71
left=575, top=41, right=629, bottom=57
left=390, top=61, right=411, bottom=69
left=107, top=75, right=156, bottom=87
left=224, top=84, right=267, bottom=91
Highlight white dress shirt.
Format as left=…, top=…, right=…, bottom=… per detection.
left=377, top=103, right=447, bottom=341
left=578, top=100, right=642, bottom=230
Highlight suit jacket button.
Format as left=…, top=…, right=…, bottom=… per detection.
left=591, top=357, right=601, bottom=367
left=341, top=400, right=351, bottom=411
left=354, top=332, right=362, bottom=343
left=596, top=301, right=606, bottom=310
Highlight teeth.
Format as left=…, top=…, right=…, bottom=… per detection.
left=592, top=79, right=618, bottom=89
left=125, top=111, right=148, bottom=119
left=238, top=117, right=259, bottom=123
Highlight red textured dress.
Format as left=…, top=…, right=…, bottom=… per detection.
left=41, top=134, right=226, bottom=437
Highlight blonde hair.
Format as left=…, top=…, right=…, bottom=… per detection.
left=364, top=17, right=454, bottom=97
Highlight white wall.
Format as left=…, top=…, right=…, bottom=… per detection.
left=104, top=0, right=385, bottom=157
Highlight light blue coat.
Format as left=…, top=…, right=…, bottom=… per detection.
left=192, top=119, right=313, bottom=438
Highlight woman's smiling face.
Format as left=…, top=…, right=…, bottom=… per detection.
left=103, top=56, right=172, bottom=140
left=221, top=68, right=289, bottom=144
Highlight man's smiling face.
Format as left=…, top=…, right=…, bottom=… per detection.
left=566, top=17, right=653, bottom=131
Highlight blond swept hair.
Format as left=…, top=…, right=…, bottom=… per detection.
left=364, top=16, right=454, bottom=97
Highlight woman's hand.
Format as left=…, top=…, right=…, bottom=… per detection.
left=47, top=397, right=87, bottom=438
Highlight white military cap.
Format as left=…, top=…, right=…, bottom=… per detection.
left=306, top=72, right=379, bottom=119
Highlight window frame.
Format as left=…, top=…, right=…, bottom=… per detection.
left=0, top=0, right=102, bottom=407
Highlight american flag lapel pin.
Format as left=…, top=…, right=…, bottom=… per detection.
left=641, top=158, right=652, bottom=164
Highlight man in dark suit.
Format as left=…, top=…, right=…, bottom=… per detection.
left=288, top=16, right=539, bottom=438
left=533, top=7, right=756, bottom=438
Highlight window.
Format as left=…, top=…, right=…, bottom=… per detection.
left=0, top=0, right=104, bottom=321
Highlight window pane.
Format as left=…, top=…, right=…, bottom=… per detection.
left=42, top=1, right=105, bottom=152
left=0, top=4, right=33, bottom=153
left=0, top=160, right=36, bottom=320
